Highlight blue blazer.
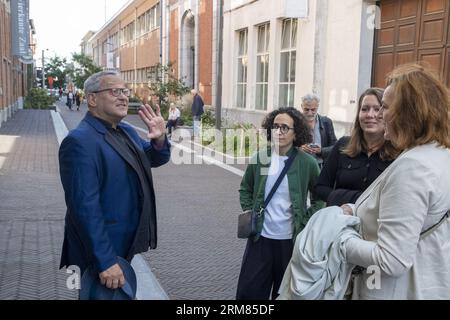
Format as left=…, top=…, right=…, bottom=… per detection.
left=191, top=94, right=204, bottom=117
left=59, top=112, right=170, bottom=273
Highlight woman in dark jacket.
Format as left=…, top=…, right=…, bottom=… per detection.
left=315, top=88, right=400, bottom=206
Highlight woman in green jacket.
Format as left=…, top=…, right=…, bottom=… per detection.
left=236, top=107, right=325, bottom=300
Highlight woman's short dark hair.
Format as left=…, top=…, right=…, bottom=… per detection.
left=262, top=107, right=311, bottom=147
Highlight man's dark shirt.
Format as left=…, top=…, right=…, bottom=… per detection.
left=94, top=114, right=155, bottom=257
left=96, top=116, right=139, bottom=163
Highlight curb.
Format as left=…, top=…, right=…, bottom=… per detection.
left=132, top=255, right=169, bottom=300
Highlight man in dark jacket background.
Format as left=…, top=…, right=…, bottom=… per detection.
left=59, top=71, right=170, bottom=296
left=191, top=89, right=204, bottom=138
left=300, top=93, right=337, bottom=168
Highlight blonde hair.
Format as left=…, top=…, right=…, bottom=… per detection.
left=386, top=64, right=450, bottom=150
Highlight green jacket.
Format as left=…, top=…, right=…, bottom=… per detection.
left=239, top=146, right=325, bottom=241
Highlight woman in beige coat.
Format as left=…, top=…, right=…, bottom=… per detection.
left=342, top=64, right=450, bottom=299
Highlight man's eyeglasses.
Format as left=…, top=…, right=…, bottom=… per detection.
left=92, top=88, right=131, bottom=97
left=272, top=123, right=294, bottom=135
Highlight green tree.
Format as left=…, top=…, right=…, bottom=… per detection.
left=43, top=55, right=70, bottom=89
left=24, top=88, right=57, bottom=109
left=69, top=53, right=102, bottom=89
left=148, top=62, right=190, bottom=116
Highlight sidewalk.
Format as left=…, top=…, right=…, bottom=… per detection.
left=0, top=110, right=77, bottom=299
left=0, top=108, right=168, bottom=300
left=0, top=105, right=246, bottom=300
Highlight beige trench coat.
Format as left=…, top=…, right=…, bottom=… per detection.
left=344, top=143, right=450, bottom=299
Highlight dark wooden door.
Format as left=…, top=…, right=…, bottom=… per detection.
left=373, top=0, right=450, bottom=87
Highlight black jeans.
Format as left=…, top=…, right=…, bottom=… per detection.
left=166, top=119, right=177, bottom=134
left=236, top=236, right=293, bottom=300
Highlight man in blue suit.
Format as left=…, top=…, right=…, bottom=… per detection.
left=59, top=70, right=171, bottom=293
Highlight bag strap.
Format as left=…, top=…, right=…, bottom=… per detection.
left=420, top=210, right=450, bottom=239
left=263, top=151, right=297, bottom=209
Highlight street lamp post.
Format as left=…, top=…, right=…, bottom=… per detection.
left=41, top=49, right=49, bottom=89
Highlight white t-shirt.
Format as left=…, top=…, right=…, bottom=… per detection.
left=168, top=108, right=180, bottom=121
left=261, top=153, right=293, bottom=240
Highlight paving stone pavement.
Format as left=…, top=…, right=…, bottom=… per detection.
left=56, top=103, right=247, bottom=300
left=0, top=105, right=248, bottom=300
left=115, top=114, right=247, bottom=300
left=0, top=110, right=77, bottom=300
left=143, top=161, right=246, bottom=300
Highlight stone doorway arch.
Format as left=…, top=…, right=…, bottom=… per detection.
left=180, top=10, right=195, bottom=89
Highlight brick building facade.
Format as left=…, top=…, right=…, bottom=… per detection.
left=0, top=0, right=30, bottom=127
left=168, top=0, right=215, bottom=105
left=86, top=0, right=218, bottom=106
left=87, top=0, right=161, bottom=102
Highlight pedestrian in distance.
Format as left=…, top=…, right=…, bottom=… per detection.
left=67, top=91, right=73, bottom=110
left=75, top=90, right=82, bottom=111
left=300, top=93, right=337, bottom=168
left=315, top=88, right=400, bottom=206
left=191, top=89, right=204, bottom=138
left=166, top=102, right=180, bottom=137
left=236, top=107, right=325, bottom=300
left=342, top=64, right=450, bottom=299
left=59, top=70, right=171, bottom=299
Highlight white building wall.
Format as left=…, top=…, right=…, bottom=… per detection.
left=321, top=0, right=376, bottom=137
left=295, top=0, right=317, bottom=107
left=323, top=0, right=362, bottom=124
left=222, top=0, right=375, bottom=132
left=357, top=1, right=377, bottom=101
left=222, top=0, right=313, bottom=127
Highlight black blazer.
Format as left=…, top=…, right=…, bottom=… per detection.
left=317, top=115, right=337, bottom=161
left=315, top=136, right=393, bottom=206
left=192, top=94, right=204, bottom=117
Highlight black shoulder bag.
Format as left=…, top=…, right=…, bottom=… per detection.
left=237, top=151, right=297, bottom=239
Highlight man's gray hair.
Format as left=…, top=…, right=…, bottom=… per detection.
left=301, top=93, right=320, bottom=105
left=84, top=70, right=120, bottom=94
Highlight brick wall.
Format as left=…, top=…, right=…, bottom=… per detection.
left=1, top=1, right=6, bottom=109
left=120, top=45, right=135, bottom=71
left=198, top=0, right=213, bottom=105
left=136, top=29, right=160, bottom=69
left=0, top=0, right=11, bottom=110
left=169, top=9, right=179, bottom=77
left=89, top=0, right=161, bottom=73
left=1, top=0, right=27, bottom=121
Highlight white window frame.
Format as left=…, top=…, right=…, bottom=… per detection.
left=255, top=23, right=270, bottom=110
left=236, top=29, right=248, bottom=109
left=278, top=18, right=297, bottom=108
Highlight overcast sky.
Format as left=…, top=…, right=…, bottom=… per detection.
left=30, top=0, right=131, bottom=65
